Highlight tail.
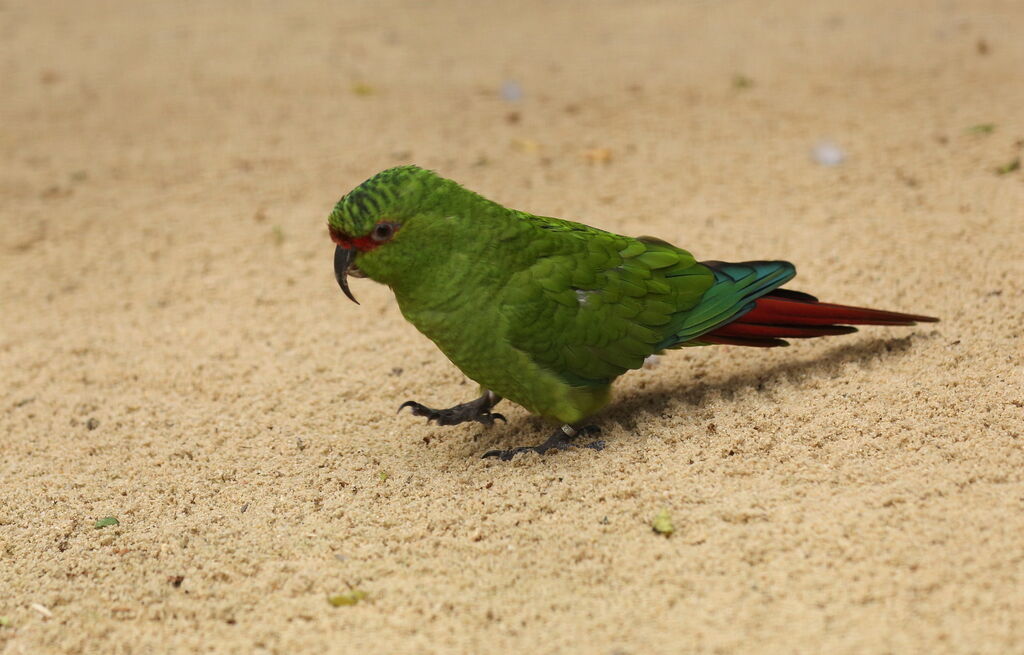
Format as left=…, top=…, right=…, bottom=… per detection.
left=701, top=288, right=939, bottom=348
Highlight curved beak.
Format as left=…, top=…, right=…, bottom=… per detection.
left=334, top=246, right=359, bottom=304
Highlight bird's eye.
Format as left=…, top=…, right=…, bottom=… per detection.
left=372, top=222, right=396, bottom=242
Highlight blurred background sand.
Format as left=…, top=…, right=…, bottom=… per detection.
left=2, top=1, right=1023, bottom=652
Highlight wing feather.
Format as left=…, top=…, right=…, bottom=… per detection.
left=500, top=221, right=714, bottom=386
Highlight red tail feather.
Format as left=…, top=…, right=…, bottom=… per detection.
left=702, top=291, right=938, bottom=348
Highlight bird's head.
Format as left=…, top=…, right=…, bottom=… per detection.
left=327, top=165, right=442, bottom=303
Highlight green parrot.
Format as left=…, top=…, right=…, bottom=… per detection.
left=327, top=165, right=937, bottom=460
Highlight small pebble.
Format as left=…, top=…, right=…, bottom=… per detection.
left=501, top=80, right=523, bottom=102
left=511, top=138, right=541, bottom=154
left=812, top=141, right=846, bottom=166
left=582, top=147, right=613, bottom=164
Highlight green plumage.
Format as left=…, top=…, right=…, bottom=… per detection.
left=327, top=166, right=793, bottom=424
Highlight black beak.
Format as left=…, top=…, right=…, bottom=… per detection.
left=334, top=246, right=359, bottom=304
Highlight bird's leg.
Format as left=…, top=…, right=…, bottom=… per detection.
left=398, top=390, right=505, bottom=427
left=482, top=424, right=605, bottom=461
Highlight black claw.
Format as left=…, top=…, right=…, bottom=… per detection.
left=482, top=447, right=527, bottom=461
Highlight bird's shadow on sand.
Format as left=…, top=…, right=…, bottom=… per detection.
left=610, top=334, right=929, bottom=429
left=478, top=332, right=937, bottom=455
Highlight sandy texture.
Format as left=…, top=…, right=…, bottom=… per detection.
left=2, top=1, right=1023, bottom=653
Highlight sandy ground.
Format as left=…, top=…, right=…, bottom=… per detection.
left=2, top=0, right=1023, bottom=653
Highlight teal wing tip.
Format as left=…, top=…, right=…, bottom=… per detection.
left=663, top=260, right=797, bottom=347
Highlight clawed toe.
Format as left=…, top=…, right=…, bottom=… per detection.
left=397, top=393, right=504, bottom=427
left=482, top=446, right=530, bottom=461
left=398, top=400, right=440, bottom=422
left=482, top=425, right=604, bottom=461
left=398, top=400, right=426, bottom=415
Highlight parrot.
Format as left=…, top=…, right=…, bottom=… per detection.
left=327, top=165, right=938, bottom=460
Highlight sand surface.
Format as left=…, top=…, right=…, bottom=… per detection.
left=2, top=1, right=1023, bottom=653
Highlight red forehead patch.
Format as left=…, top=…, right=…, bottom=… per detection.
left=328, top=225, right=380, bottom=253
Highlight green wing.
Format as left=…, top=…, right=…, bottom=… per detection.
left=499, top=217, right=713, bottom=387
left=499, top=215, right=797, bottom=387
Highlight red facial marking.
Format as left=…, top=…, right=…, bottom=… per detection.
left=328, top=225, right=381, bottom=253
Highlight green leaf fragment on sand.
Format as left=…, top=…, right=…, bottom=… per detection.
left=967, top=123, right=995, bottom=134
left=0, top=616, right=10, bottom=628
left=379, top=471, right=389, bottom=482
left=351, top=82, right=376, bottom=96
left=732, top=74, right=754, bottom=89
left=652, top=509, right=674, bottom=536
left=995, top=157, right=1020, bottom=175
left=328, top=590, right=368, bottom=606
left=94, top=516, right=119, bottom=529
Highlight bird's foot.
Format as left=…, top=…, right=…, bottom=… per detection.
left=482, top=425, right=604, bottom=461
left=398, top=391, right=505, bottom=427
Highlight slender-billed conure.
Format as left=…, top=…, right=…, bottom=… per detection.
left=327, top=166, right=937, bottom=460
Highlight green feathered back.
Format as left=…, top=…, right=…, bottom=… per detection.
left=499, top=217, right=714, bottom=386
